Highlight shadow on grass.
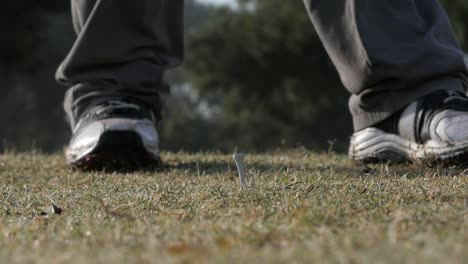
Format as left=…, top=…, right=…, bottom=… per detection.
left=157, top=158, right=466, bottom=179
left=74, top=152, right=468, bottom=178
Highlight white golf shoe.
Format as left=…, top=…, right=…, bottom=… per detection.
left=349, top=90, right=468, bottom=164
left=66, top=99, right=161, bottom=170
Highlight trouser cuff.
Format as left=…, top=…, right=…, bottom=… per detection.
left=351, top=76, right=466, bottom=131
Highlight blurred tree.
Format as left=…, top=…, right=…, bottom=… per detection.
left=440, top=0, right=468, bottom=48
left=185, top=0, right=350, bottom=151
left=0, top=1, right=70, bottom=151
left=185, top=0, right=468, bottom=152
left=158, top=0, right=221, bottom=152
left=0, top=1, right=66, bottom=71
left=0, top=0, right=216, bottom=152
left=0, top=0, right=467, bottom=153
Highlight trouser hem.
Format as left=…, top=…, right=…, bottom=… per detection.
left=352, top=76, right=466, bottom=131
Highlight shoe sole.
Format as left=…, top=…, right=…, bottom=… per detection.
left=349, top=128, right=468, bottom=165
left=68, top=131, right=162, bottom=171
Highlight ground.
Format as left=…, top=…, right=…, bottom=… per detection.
left=0, top=150, right=466, bottom=263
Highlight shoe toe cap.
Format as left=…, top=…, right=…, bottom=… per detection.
left=66, top=121, right=104, bottom=162
left=66, top=119, right=160, bottom=164
left=432, top=110, right=468, bottom=142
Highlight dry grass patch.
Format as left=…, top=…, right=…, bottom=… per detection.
left=0, top=150, right=466, bottom=263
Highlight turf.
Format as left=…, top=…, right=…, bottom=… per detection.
left=0, top=150, right=466, bottom=263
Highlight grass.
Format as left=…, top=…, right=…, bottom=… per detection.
left=0, top=150, right=466, bottom=263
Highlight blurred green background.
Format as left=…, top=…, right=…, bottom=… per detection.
left=1, top=0, right=467, bottom=153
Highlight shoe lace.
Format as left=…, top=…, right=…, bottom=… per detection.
left=73, top=99, right=155, bottom=133
left=95, top=100, right=141, bottom=116
left=443, top=91, right=468, bottom=104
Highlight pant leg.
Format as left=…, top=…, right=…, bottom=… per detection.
left=57, top=0, right=184, bottom=128
left=303, top=0, right=467, bottom=131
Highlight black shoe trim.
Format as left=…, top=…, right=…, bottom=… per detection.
left=375, top=90, right=468, bottom=144
left=374, top=110, right=402, bottom=135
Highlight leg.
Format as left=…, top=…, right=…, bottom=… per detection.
left=304, top=0, right=468, bottom=164
left=58, top=0, right=184, bottom=128
left=303, top=0, right=467, bottom=131
left=60, top=0, right=184, bottom=169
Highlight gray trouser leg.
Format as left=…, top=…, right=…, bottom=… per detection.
left=304, top=0, right=468, bottom=131
left=57, top=0, right=184, bottom=128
